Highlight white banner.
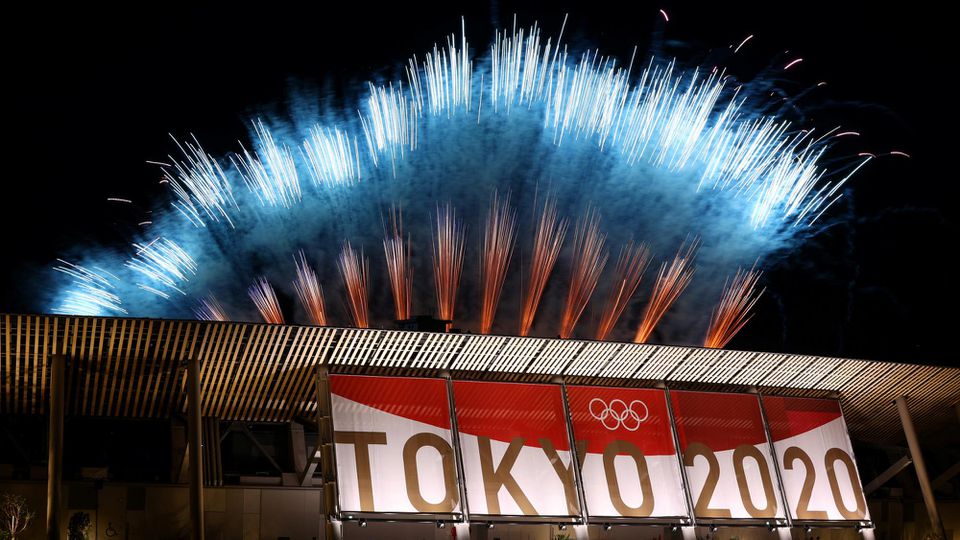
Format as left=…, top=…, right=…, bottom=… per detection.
left=763, top=396, right=870, bottom=521
left=331, top=375, right=461, bottom=515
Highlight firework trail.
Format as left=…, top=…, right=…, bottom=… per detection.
left=519, top=196, right=568, bottom=336
left=634, top=240, right=699, bottom=343
left=248, top=277, right=284, bottom=324
left=479, top=191, right=517, bottom=334
left=194, top=294, right=228, bottom=321
left=292, top=250, right=328, bottom=326
left=338, top=241, right=370, bottom=328
left=595, top=242, right=651, bottom=341
left=51, top=260, right=126, bottom=316
left=704, top=266, right=764, bottom=348
left=382, top=205, right=412, bottom=321
left=125, top=238, right=198, bottom=299
left=432, top=203, right=466, bottom=327
left=301, top=125, right=362, bottom=187
left=161, top=134, right=238, bottom=228
left=559, top=209, right=608, bottom=339
left=231, top=119, right=301, bottom=209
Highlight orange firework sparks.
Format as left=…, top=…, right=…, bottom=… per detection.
left=338, top=241, right=369, bottom=328
left=382, top=205, right=412, bottom=321
left=292, top=250, right=327, bottom=326
left=559, top=209, right=608, bottom=339
left=633, top=239, right=699, bottom=343
left=595, top=242, right=651, bottom=341
left=519, top=196, right=567, bottom=336
left=432, top=203, right=466, bottom=327
left=194, top=293, right=228, bottom=321
left=248, top=277, right=284, bottom=324
left=704, top=266, right=764, bottom=349
left=480, top=191, right=517, bottom=334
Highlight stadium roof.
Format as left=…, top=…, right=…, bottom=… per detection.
left=2, top=313, right=957, bottom=446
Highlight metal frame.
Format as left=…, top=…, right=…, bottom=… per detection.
left=445, top=374, right=470, bottom=524
left=755, top=391, right=793, bottom=530
left=664, top=386, right=698, bottom=528
left=557, top=379, right=589, bottom=526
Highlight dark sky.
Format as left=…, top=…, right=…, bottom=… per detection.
left=5, top=1, right=955, bottom=365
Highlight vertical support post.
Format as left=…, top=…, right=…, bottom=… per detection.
left=756, top=392, right=792, bottom=529
left=317, top=366, right=342, bottom=540
left=556, top=378, right=588, bottom=527
left=187, top=358, right=205, bottom=540
left=895, top=396, right=945, bottom=539
left=46, top=354, right=66, bottom=540
left=664, top=387, right=697, bottom=529
left=444, top=373, right=471, bottom=538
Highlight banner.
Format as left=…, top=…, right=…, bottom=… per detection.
left=670, top=391, right=787, bottom=521
left=566, top=386, right=687, bottom=519
left=762, top=396, right=870, bottom=521
left=452, top=381, right=580, bottom=518
left=330, top=375, right=461, bottom=515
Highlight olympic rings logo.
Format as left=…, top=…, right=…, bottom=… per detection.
left=588, top=398, right=649, bottom=431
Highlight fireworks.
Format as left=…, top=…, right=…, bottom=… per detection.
left=338, top=241, right=370, bottom=329
left=194, top=294, right=228, bottom=322
left=293, top=251, right=328, bottom=326
left=382, top=206, right=412, bottom=321
left=634, top=240, right=699, bottom=343
left=45, top=17, right=872, bottom=346
left=248, top=277, right=284, bottom=324
left=559, top=209, right=608, bottom=339
left=125, top=238, right=197, bottom=299
left=519, top=196, right=567, bottom=336
left=232, top=119, right=301, bottom=209
left=704, top=267, right=764, bottom=348
left=52, top=260, right=126, bottom=316
left=301, top=126, right=362, bottom=187
left=432, top=203, right=466, bottom=326
left=595, top=242, right=651, bottom=341
left=479, top=192, right=517, bottom=334
left=161, top=134, right=238, bottom=228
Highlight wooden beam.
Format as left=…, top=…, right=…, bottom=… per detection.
left=238, top=422, right=284, bottom=474
left=932, top=460, right=960, bottom=491
left=863, top=454, right=912, bottom=495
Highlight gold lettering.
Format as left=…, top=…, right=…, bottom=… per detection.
left=334, top=431, right=388, bottom=511
left=732, top=444, right=777, bottom=518
left=683, top=442, right=731, bottom=518
left=824, top=448, right=867, bottom=519
left=477, top=436, right=536, bottom=515
left=783, top=446, right=827, bottom=519
left=402, top=433, right=459, bottom=513
left=602, top=440, right=655, bottom=517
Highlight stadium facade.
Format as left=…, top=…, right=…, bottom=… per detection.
left=1, top=313, right=957, bottom=539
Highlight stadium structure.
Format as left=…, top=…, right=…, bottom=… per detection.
left=1, top=313, right=957, bottom=539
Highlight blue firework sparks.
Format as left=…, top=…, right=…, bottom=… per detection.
left=48, top=18, right=870, bottom=343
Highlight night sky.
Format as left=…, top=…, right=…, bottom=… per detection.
left=5, top=1, right=955, bottom=366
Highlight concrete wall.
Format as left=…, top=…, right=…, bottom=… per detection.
left=0, top=481, right=323, bottom=540
left=0, top=481, right=956, bottom=539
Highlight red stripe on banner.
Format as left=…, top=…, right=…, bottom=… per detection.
left=671, top=390, right=768, bottom=452
left=329, top=375, right=451, bottom=430
left=453, top=381, right=570, bottom=451
left=566, top=386, right=677, bottom=456
left=762, top=395, right=843, bottom=441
